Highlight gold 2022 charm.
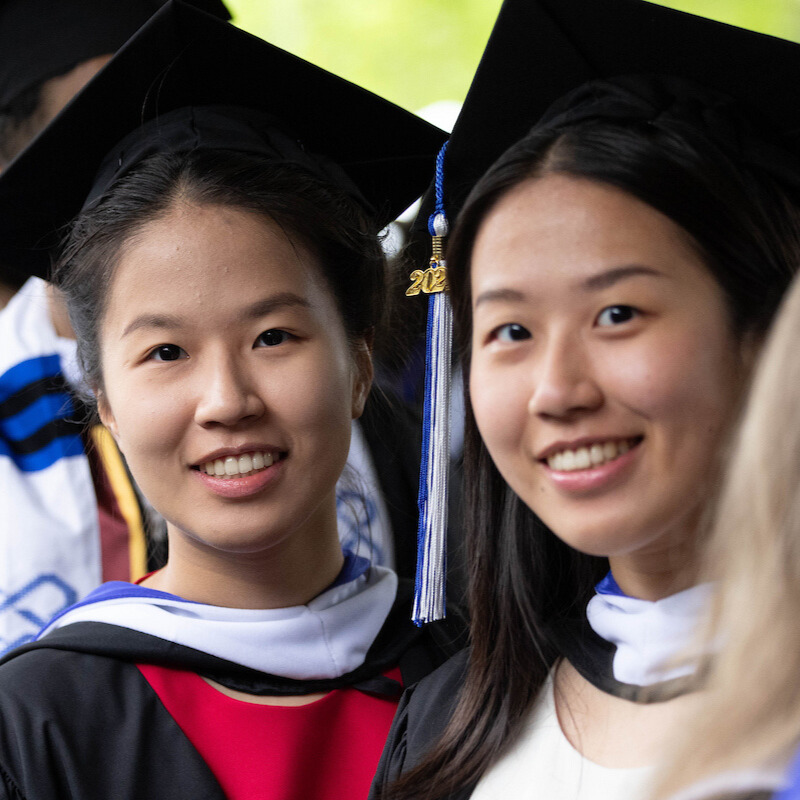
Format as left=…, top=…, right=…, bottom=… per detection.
left=406, top=264, right=449, bottom=296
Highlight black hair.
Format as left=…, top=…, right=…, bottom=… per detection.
left=52, top=148, right=385, bottom=400
left=386, top=117, right=800, bottom=799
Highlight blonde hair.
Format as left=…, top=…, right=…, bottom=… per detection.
left=654, top=271, right=800, bottom=798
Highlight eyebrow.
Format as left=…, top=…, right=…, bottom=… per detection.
left=474, top=265, right=665, bottom=310
left=121, top=292, right=311, bottom=338
left=581, top=265, right=665, bottom=291
left=474, top=287, right=526, bottom=309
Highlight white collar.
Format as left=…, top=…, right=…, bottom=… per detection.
left=586, top=572, right=713, bottom=686
left=38, top=558, right=398, bottom=680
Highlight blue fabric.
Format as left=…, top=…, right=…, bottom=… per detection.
left=595, top=571, right=627, bottom=597
left=0, top=353, right=83, bottom=471
left=0, top=391, right=74, bottom=441
left=330, top=550, right=371, bottom=588
left=0, top=433, right=84, bottom=472
left=0, top=354, right=61, bottom=404
left=773, top=746, right=800, bottom=799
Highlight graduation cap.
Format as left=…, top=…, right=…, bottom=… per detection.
left=0, top=0, right=446, bottom=282
left=409, top=0, right=800, bottom=625
left=0, top=0, right=231, bottom=110
left=428, top=0, right=800, bottom=226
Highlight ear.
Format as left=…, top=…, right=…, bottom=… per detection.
left=96, top=390, right=120, bottom=442
left=351, top=333, right=374, bottom=420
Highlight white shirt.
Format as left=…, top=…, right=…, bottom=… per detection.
left=472, top=671, right=657, bottom=800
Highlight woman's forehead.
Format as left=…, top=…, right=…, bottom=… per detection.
left=103, top=204, right=330, bottom=329
left=471, top=174, right=703, bottom=296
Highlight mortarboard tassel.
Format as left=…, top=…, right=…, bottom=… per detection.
left=408, top=141, right=451, bottom=625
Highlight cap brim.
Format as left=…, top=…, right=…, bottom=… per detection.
left=0, top=0, right=446, bottom=280
left=0, top=0, right=231, bottom=110
left=421, top=0, right=800, bottom=227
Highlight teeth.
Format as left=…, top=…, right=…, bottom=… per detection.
left=546, top=439, right=636, bottom=472
left=574, top=447, right=591, bottom=469
left=201, top=451, right=278, bottom=478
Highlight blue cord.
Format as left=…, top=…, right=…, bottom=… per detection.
left=428, top=140, right=450, bottom=236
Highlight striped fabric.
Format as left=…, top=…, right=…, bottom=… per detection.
left=0, top=279, right=106, bottom=654
left=0, top=354, right=84, bottom=471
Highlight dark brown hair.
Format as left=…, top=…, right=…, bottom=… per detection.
left=386, top=117, right=800, bottom=799
left=53, top=148, right=385, bottom=400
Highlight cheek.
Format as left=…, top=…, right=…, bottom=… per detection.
left=271, top=350, right=355, bottom=435
left=469, top=355, right=530, bottom=457
left=602, top=325, right=744, bottom=440
left=100, top=362, right=189, bottom=463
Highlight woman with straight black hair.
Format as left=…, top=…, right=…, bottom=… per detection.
left=371, top=1, right=800, bottom=798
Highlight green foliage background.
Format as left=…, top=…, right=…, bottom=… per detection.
left=226, top=0, right=800, bottom=116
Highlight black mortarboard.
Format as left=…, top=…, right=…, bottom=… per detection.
left=408, top=0, right=800, bottom=625
left=0, top=0, right=446, bottom=281
left=0, top=0, right=231, bottom=109
left=424, top=0, right=800, bottom=226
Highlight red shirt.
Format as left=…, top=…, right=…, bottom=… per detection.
left=138, top=663, right=401, bottom=800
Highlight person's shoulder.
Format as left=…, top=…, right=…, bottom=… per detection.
left=369, top=649, right=469, bottom=797
left=0, top=643, right=225, bottom=799
left=408, top=647, right=469, bottom=702
left=403, top=647, right=468, bottom=735
left=0, top=645, right=131, bottom=720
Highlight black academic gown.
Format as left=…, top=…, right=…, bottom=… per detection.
left=369, top=649, right=473, bottom=800
left=0, top=579, right=464, bottom=800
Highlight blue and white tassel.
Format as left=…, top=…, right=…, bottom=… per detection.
left=408, top=142, right=451, bottom=625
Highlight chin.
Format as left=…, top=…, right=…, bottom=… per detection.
left=544, top=514, right=652, bottom=558
left=177, top=517, right=288, bottom=556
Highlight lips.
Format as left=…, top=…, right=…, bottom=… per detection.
left=191, top=448, right=287, bottom=499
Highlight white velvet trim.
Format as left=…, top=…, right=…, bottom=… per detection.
left=39, top=565, right=398, bottom=680
left=586, top=582, right=713, bottom=686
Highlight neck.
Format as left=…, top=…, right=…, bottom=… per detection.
left=608, top=526, right=701, bottom=601
left=144, top=522, right=345, bottom=609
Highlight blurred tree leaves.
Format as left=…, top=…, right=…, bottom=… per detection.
left=226, top=0, right=800, bottom=113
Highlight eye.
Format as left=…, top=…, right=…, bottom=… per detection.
left=255, top=329, right=293, bottom=348
left=596, top=305, right=638, bottom=327
left=493, top=323, right=531, bottom=343
left=147, top=344, right=187, bottom=362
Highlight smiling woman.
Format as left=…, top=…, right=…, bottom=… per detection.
left=0, top=4, right=460, bottom=800
left=93, top=201, right=363, bottom=606
left=369, top=0, right=800, bottom=799
left=468, top=174, right=751, bottom=590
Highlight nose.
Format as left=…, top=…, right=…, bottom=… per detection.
left=527, top=333, right=603, bottom=420
left=194, top=353, right=266, bottom=428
